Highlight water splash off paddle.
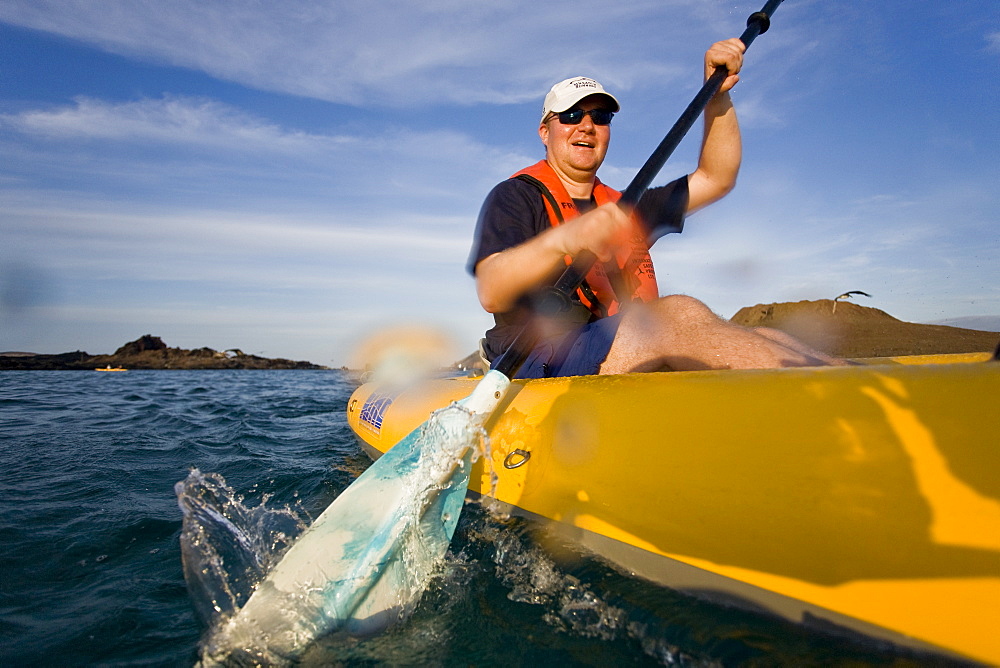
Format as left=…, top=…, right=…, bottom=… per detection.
left=175, top=470, right=307, bottom=626
left=178, top=371, right=507, bottom=665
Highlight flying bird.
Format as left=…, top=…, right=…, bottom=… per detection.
left=835, top=290, right=872, bottom=301
left=832, top=290, right=872, bottom=313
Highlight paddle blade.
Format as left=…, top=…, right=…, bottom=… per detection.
left=199, top=397, right=486, bottom=664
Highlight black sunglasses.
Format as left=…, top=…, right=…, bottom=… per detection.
left=555, top=108, right=614, bottom=126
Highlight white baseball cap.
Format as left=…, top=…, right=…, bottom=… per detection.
left=541, top=76, right=620, bottom=123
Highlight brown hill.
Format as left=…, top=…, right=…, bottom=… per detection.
left=731, top=300, right=1000, bottom=358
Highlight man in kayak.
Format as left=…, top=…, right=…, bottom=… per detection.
left=469, top=39, right=840, bottom=378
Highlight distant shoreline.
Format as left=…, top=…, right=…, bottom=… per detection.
left=0, top=335, right=328, bottom=371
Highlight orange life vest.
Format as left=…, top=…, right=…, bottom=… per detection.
left=511, top=160, right=658, bottom=318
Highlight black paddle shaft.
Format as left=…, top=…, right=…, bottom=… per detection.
left=492, top=0, right=784, bottom=379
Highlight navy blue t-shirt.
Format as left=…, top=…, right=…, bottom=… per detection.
left=468, top=175, right=688, bottom=361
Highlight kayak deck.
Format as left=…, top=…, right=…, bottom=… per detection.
left=346, top=355, right=1000, bottom=664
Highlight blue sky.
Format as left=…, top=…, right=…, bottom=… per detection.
left=2, top=1, right=998, bottom=366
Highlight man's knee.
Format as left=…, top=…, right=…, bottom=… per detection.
left=651, top=294, right=720, bottom=323
left=615, top=294, right=724, bottom=345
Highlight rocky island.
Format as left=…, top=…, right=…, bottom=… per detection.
left=0, top=335, right=325, bottom=370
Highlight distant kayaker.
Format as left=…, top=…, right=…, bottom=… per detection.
left=469, top=39, right=841, bottom=377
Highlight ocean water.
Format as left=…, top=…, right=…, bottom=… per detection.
left=0, top=370, right=956, bottom=666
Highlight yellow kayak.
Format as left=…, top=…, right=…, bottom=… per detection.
left=346, top=353, right=1000, bottom=664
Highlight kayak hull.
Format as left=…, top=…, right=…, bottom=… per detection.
left=346, top=354, right=1000, bottom=664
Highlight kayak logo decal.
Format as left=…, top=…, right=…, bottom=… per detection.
left=358, top=390, right=397, bottom=435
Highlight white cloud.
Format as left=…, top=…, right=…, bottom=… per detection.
left=2, top=95, right=343, bottom=152
left=988, top=31, right=1000, bottom=54
left=0, top=95, right=532, bottom=216
left=2, top=202, right=470, bottom=274
left=0, top=0, right=736, bottom=107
